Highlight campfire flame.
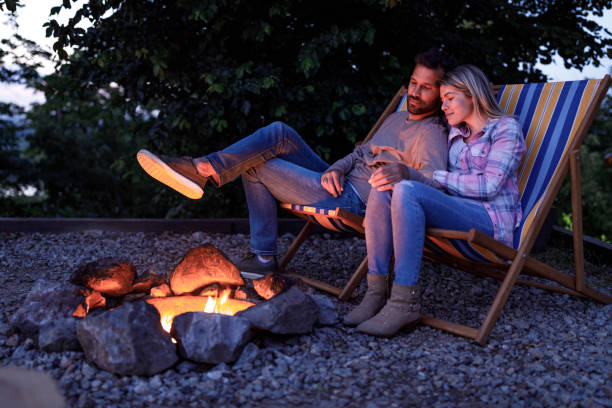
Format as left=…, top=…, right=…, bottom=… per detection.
left=146, top=290, right=254, bottom=335
left=161, top=314, right=173, bottom=333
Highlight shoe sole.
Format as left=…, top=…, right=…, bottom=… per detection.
left=239, top=271, right=266, bottom=280
left=137, top=149, right=204, bottom=199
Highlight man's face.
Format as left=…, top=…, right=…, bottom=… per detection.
left=407, top=64, right=444, bottom=119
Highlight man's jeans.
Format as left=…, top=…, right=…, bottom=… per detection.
left=365, top=180, right=494, bottom=286
left=206, top=121, right=366, bottom=255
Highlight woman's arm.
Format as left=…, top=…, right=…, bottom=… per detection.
left=434, top=118, right=526, bottom=200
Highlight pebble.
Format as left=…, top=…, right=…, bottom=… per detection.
left=0, top=231, right=610, bottom=407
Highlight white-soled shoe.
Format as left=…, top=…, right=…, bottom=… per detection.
left=136, top=149, right=208, bottom=199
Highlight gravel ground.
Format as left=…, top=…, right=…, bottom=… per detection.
left=0, top=230, right=610, bottom=408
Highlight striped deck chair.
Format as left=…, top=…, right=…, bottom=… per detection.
left=281, top=76, right=612, bottom=344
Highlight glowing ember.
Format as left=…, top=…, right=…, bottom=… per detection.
left=146, top=293, right=254, bottom=334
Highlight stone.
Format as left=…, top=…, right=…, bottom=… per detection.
left=234, top=342, right=260, bottom=368
left=169, top=244, right=244, bottom=295
left=236, top=286, right=319, bottom=334
left=0, top=366, right=65, bottom=408
left=12, top=279, right=85, bottom=350
left=172, top=312, right=252, bottom=364
left=309, top=294, right=339, bottom=326
left=131, top=269, right=166, bottom=293
left=253, top=272, right=293, bottom=300
left=70, top=257, right=136, bottom=297
left=150, top=283, right=172, bottom=297
left=83, top=290, right=106, bottom=313
left=123, top=292, right=148, bottom=302
left=38, top=318, right=81, bottom=352
left=195, top=283, right=221, bottom=297
left=234, top=284, right=263, bottom=303
left=77, top=301, right=179, bottom=376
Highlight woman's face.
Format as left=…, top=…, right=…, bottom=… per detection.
left=440, top=85, right=474, bottom=127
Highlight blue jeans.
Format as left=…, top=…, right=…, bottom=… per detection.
left=205, top=121, right=366, bottom=255
left=365, top=180, right=494, bottom=286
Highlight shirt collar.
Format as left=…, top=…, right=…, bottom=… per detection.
left=448, top=117, right=499, bottom=143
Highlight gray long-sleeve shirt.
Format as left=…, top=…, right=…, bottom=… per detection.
left=327, top=111, right=448, bottom=202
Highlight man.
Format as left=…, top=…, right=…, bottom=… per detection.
left=136, top=48, right=454, bottom=275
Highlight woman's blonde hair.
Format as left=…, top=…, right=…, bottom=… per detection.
left=440, top=64, right=506, bottom=120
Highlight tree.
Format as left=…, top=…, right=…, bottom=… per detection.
left=2, top=0, right=611, bottom=221
left=0, top=29, right=48, bottom=215
left=557, top=92, right=612, bottom=242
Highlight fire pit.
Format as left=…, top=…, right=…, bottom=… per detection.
left=11, top=244, right=336, bottom=376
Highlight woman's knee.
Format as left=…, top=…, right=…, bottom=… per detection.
left=393, top=180, right=420, bottom=201
left=393, top=180, right=436, bottom=204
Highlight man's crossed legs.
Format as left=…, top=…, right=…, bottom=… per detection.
left=137, top=121, right=365, bottom=273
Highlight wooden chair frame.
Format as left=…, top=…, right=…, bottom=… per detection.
left=280, top=76, right=612, bottom=345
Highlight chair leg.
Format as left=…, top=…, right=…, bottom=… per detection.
left=339, top=256, right=368, bottom=301
left=475, top=250, right=529, bottom=345
left=569, top=150, right=585, bottom=292
left=279, top=221, right=314, bottom=268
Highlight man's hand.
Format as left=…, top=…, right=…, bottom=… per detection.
left=321, top=169, right=345, bottom=197
left=368, top=163, right=412, bottom=191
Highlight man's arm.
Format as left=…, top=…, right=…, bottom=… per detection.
left=320, top=144, right=369, bottom=197
left=369, top=122, right=448, bottom=191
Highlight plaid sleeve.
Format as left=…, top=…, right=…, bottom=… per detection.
left=435, top=118, right=525, bottom=199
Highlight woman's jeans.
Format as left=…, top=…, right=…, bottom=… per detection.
left=205, top=121, right=366, bottom=255
left=365, top=180, right=494, bottom=286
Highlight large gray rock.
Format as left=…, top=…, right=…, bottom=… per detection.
left=309, top=294, right=339, bottom=326
left=38, top=318, right=81, bottom=352
left=70, top=257, right=136, bottom=297
left=172, top=312, right=252, bottom=364
left=169, top=244, right=244, bottom=295
left=236, top=285, right=319, bottom=334
left=12, top=279, right=85, bottom=350
left=77, top=301, right=178, bottom=376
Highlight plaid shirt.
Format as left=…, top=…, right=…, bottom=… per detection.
left=433, top=117, right=526, bottom=247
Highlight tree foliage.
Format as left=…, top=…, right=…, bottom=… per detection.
left=557, top=93, right=612, bottom=242
left=1, top=0, right=611, bottom=228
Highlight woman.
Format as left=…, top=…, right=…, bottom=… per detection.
left=343, top=65, right=526, bottom=337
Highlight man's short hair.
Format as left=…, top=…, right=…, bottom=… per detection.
left=414, top=48, right=457, bottom=74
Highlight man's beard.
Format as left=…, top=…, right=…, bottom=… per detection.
left=407, top=96, right=438, bottom=115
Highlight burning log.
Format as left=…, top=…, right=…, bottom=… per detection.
left=69, top=257, right=136, bottom=297
left=169, top=244, right=244, bottom=295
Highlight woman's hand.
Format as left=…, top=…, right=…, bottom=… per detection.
left=321, top=169, right=345, bottom=197
left=369, top=163, right=412, bottom=191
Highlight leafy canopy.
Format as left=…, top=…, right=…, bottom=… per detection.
left=1, top=0, right=611, bottom=225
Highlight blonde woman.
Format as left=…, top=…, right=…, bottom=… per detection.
left=344, top=65, right=527, bottom=336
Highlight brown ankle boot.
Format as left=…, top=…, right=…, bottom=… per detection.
left=343, top=274, right=388, bottom=326
left=356, top=283, right=420, bottom=337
